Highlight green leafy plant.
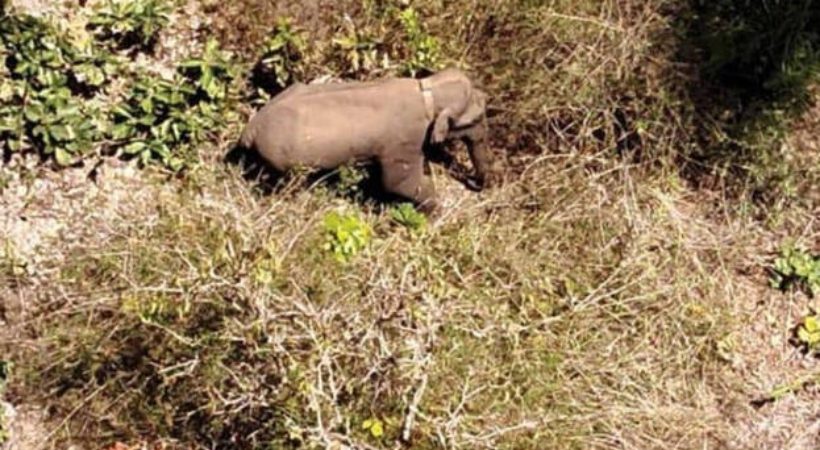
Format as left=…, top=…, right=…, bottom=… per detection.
left=88, top=0, right=171, bottom=51
left=111, top=39, right=238, bottom=170
left=178, top=38, right=238, bottom=102
left=0, top=13, right=115, bottom=164
left=25, top=87, right=105, bottom=166
left=796, top=315, right=820, bottom=354
left=111, top=76, right=197, bottom=169
left=0, top=74, right=26, bottom=153
left=770, top=245, right=820, bottom=296
left=361, top=418, right=385, bottom=439
left=396, top=7, right=441, bottom=76
left=322, top=211, right=372, bottom=263
left=254, top=18, right=306, bottom=92
left=389, top=203, right=427, bottom=232
left=332, top=20, right=388, bottom=77
left=335, top=164, right=369, bottom=196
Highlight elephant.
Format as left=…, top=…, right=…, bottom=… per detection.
left=238, top=68, right=494, bottom=213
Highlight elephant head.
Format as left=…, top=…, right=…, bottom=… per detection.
left=422, top=69, right=495, bottom=189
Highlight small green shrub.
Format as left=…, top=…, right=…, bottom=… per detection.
left=0, top=13, right=116, bottom=164
left=111, top=76, right=197, bottom=168
left=389, top=203, right=427, bottom=232
left=796, top=315, right=820, bottom=354
left=88, top=0, right=171, bottom=51
left=178, top=38, right=238, bottom=102
left=253, top=18, right=306, bottom=94
left=396, top=7, right=441, bottom=76
left=111, top=39, right=238, bottom=169
left=770, top=245, right=820, bottom=296
left=329, top=5, right=441, bottom=78
left=336, top=164, right=369, bottom=196
left=332, top=20, right=388, bottom=77
left=322, top=211, right=372, bottom=263
left=23, top=87, right=106, bottom=166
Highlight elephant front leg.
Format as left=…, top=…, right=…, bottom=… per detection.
left=380, top=156, right=439, bottom=214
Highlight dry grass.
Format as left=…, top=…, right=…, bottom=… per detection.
left=3, top=153, right=817, bottom=449
left=1, top=0, right=819, bottom=449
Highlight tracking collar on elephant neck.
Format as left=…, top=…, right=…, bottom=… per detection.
left=419, top=78, right=436, bottom=122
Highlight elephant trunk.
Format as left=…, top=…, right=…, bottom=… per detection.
left=464, top=120, right=494, bottom=190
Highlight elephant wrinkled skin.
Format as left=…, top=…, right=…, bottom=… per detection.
left=239, top=68, right=494, bottom=212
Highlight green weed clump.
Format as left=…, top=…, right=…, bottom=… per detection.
left=770, top=245, right=820, bottom=297
left=796, top=315, right=820, bottom=354
left=1, top=4, right=240, bottom=170
left=329, top=3, right=445, bottom=78
left=322, top=210, right=373, bottom=263
left=252, top=18, right=306, bottom=97
left=396, top=6, right=441, bottom=76
left=112, top=39, right=239, bottom=169
left=389, top=203, right=427, bottom=232
left=88, top=0, right=171, bottom=51
left=0, top=14, right=116, bottom=164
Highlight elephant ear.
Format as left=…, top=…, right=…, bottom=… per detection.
left=431, top=109, right=452, bottom=145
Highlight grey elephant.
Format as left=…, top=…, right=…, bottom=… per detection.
left=239, top=68, right=495, bottom=213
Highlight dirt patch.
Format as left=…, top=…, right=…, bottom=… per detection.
left=1, top=157, right=174, bottom=450
left=2, top=404, right=49, bottom=450
left=202, top=0, right=347, bottom=59
left=8, top=0, right=56, bottom=16
left=786, top=88, right=820, bottom=205
left=726, top=276, right=820, bottom=449
left=722, top=93, right=820, bottom=450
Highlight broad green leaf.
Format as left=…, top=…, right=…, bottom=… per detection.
left=123, top=141, right=147, bottom=155
left=112, top=123, right=135, bottom=140
left=24, top=104, right=45, bottom=122
left=77, top=64, right=106, bottom=86
left=806, top=316, right=819, bottom=333
left=113, top=105, right=135, bottom=120
left=54, top=148, right=72, bottom=166
left=49, top=124, right=75, bottom=141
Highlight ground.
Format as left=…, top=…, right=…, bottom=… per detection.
left=2, top=135, right=818, bottom=449
left=1, top=0, right=819, bottom=449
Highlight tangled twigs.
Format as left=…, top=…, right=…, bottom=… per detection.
left=401, top=371, right=428, bottom=443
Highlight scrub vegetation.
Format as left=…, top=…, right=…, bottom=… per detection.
left=1, top=0, right=818, bottom=449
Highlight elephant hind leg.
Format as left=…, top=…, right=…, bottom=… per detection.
left=380, top=156, right=438, bottom=213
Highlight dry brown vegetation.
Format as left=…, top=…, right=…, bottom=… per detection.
left=1, top=0, right=819, bottom=449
